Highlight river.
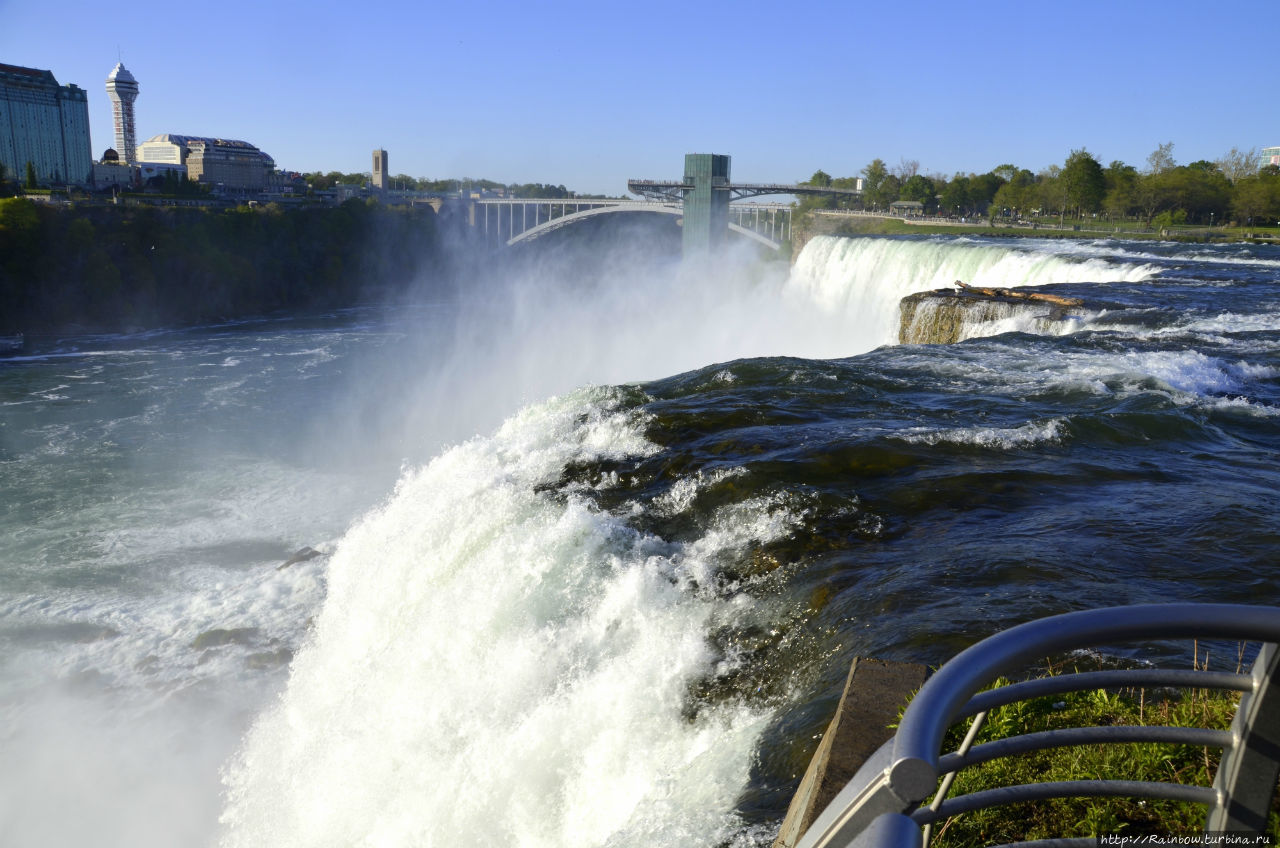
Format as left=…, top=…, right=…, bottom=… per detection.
left=2, top=234, right=1277, bottom=846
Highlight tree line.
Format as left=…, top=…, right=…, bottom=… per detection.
left=798, top=144, right=1280, bottom=228
left=0, top=198, right=447, bottom=334
left=300, top=172, right=587, bottom=198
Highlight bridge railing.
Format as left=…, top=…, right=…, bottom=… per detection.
left=795, top=604, right=1280, bottom=848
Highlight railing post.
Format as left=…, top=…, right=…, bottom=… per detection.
left=1206, top=642, right=1280, bottom=834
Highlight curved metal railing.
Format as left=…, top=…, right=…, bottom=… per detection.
left=794, top=603, right=1280, bottom=848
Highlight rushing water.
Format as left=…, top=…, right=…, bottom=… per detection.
left=2, top=234, right=1278, bottom=847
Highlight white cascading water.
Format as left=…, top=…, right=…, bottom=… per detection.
left=217, top=235, right=1161, bottom=847
left=787, top=236, right=1158, bottom=347
left=219, top=388, right=782, bottom=847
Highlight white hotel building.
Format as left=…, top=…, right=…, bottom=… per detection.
left=137, top=133, right=275, bottom=192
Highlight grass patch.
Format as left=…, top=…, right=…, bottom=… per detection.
left=808, top=211, right=1280, bottom=244
left=926, top=665, right=1280, bottom=845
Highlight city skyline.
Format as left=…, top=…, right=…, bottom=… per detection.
left=1, top=0, right=1276, bottom=196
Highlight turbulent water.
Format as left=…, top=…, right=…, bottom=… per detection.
left=2, top=234, right=1278, bottom=847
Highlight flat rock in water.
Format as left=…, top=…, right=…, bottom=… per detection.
left=277, top=546, right=324, bottom=570
left=899, top=282, right=1101, bottom=345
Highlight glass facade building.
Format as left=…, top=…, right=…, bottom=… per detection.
left=0, top=63, right=93, bottom=186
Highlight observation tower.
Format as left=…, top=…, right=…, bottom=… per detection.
left=105, top=62, right=139, bottom=165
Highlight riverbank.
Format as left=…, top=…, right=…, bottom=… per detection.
left=797, top=209, right=1280, bottom=249
left=0, top=198, right=449, bottom=335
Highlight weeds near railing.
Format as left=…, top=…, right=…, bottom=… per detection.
left=926, top=644, right=1280, bottom=846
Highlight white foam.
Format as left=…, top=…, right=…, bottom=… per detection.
left=651, top=467, right=749, bottom=517
left=787, top=236, right=1158, bottom=348
left=1176, top=311, right=1280, bottom=335
left=1208, top=396, right=1280, bottom=417
left=893, top=418, right=1067, bottom=449
left=220, top=387, right=770, bottom=848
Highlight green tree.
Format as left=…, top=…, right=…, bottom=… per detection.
left=992, top=169, right=1036, bottom=218
left=940, top=176, right=970, bottom=216
left=878, top=174, right=902, bottom=206
left=831, top=176, right=862, bottom=209
left=510, top=183, right=570, bottom=198
left=968, top=172, right=1006, bottom=217
left=1103, top=161, right=1140, bottom=220
left=1061, top=149, right=1106, bottom=219
left=900, top=174, right=936, bottom=211
left=862, top=159, right=889, bottom=210
left=1231, top=172, right=1280, bottom=228
left=1134, top=171, right=1168, bottom=224
left=992, top=163, right=1020, bottom=183
left=0, top=196, right=40, bottom=231
left=1161, top=165, right=1231, bottom=224
left=25, top=161, right=37, bottom=190
left=1035, top=165, right=1066, bottom=220
left=795, top=169, right=835, bottom=211
left=806, top=169, right=833, bottom=188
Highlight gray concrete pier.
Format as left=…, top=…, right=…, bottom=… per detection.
left=772, top=658, right=929, bottom=848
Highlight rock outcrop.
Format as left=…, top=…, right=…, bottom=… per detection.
left=899, top=281, right=1086, bottom=345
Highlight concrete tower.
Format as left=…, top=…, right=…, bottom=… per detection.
left=372, top=148, right=388, bottom=191
left=105, top=62, right=139, bottom=165
left=682, top=153, right=731, bottom=255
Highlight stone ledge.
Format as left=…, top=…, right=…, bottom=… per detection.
left=771, top=657, right=929, bottom=848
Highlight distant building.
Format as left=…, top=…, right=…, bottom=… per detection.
left=889, top=200, right=925, bottom=216
left=138, top=161, right=186, bottom=185
left=334, top=182, right=370, bottom=201
left=372, top=148, right=388, bottom=191
left=0, top=62, right=93, bottom=186
left=1262, top=147, right=1280, bottom=170
left=93, top=161, right=135, bottom=190
left=105, top=62, right=139, bottom=165
left=137, top=133, right=273, bottom=192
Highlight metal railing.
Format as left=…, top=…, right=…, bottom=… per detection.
left=795, top=604, right=1280, bottom=848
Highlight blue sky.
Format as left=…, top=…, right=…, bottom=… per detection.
left=2, top=0, right=1275, bottom=195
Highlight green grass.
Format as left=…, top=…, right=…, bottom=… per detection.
left=924, top=670, right=1280, bottom=845
left=811, top=211, right=1280, bottom=244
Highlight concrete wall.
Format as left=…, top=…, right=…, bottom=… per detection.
left=771, top=658, right=928, bottom=848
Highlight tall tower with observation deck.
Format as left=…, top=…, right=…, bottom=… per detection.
left=105, top=62, right=139, bottom=165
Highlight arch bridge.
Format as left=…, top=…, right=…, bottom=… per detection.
left=471, top=197, right=794, bottom=250
left=467, top=154, right=859, bottom=255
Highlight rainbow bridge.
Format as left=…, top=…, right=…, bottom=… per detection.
left=468, top=154, right=861, bottom=254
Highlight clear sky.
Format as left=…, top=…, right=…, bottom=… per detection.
left=2, top=0, right=1275, bottom=196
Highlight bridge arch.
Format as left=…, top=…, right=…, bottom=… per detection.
left=506, top=203, right=782, bottom=250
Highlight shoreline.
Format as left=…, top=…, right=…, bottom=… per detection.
left=803, top=209, right=1280, bottom=245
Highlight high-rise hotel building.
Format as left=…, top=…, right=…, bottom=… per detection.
left=137, top=134, right=275, bottom=191
left=0, top=62, right=93, bottom=185
left=105, top=62, right=139, bottom=165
